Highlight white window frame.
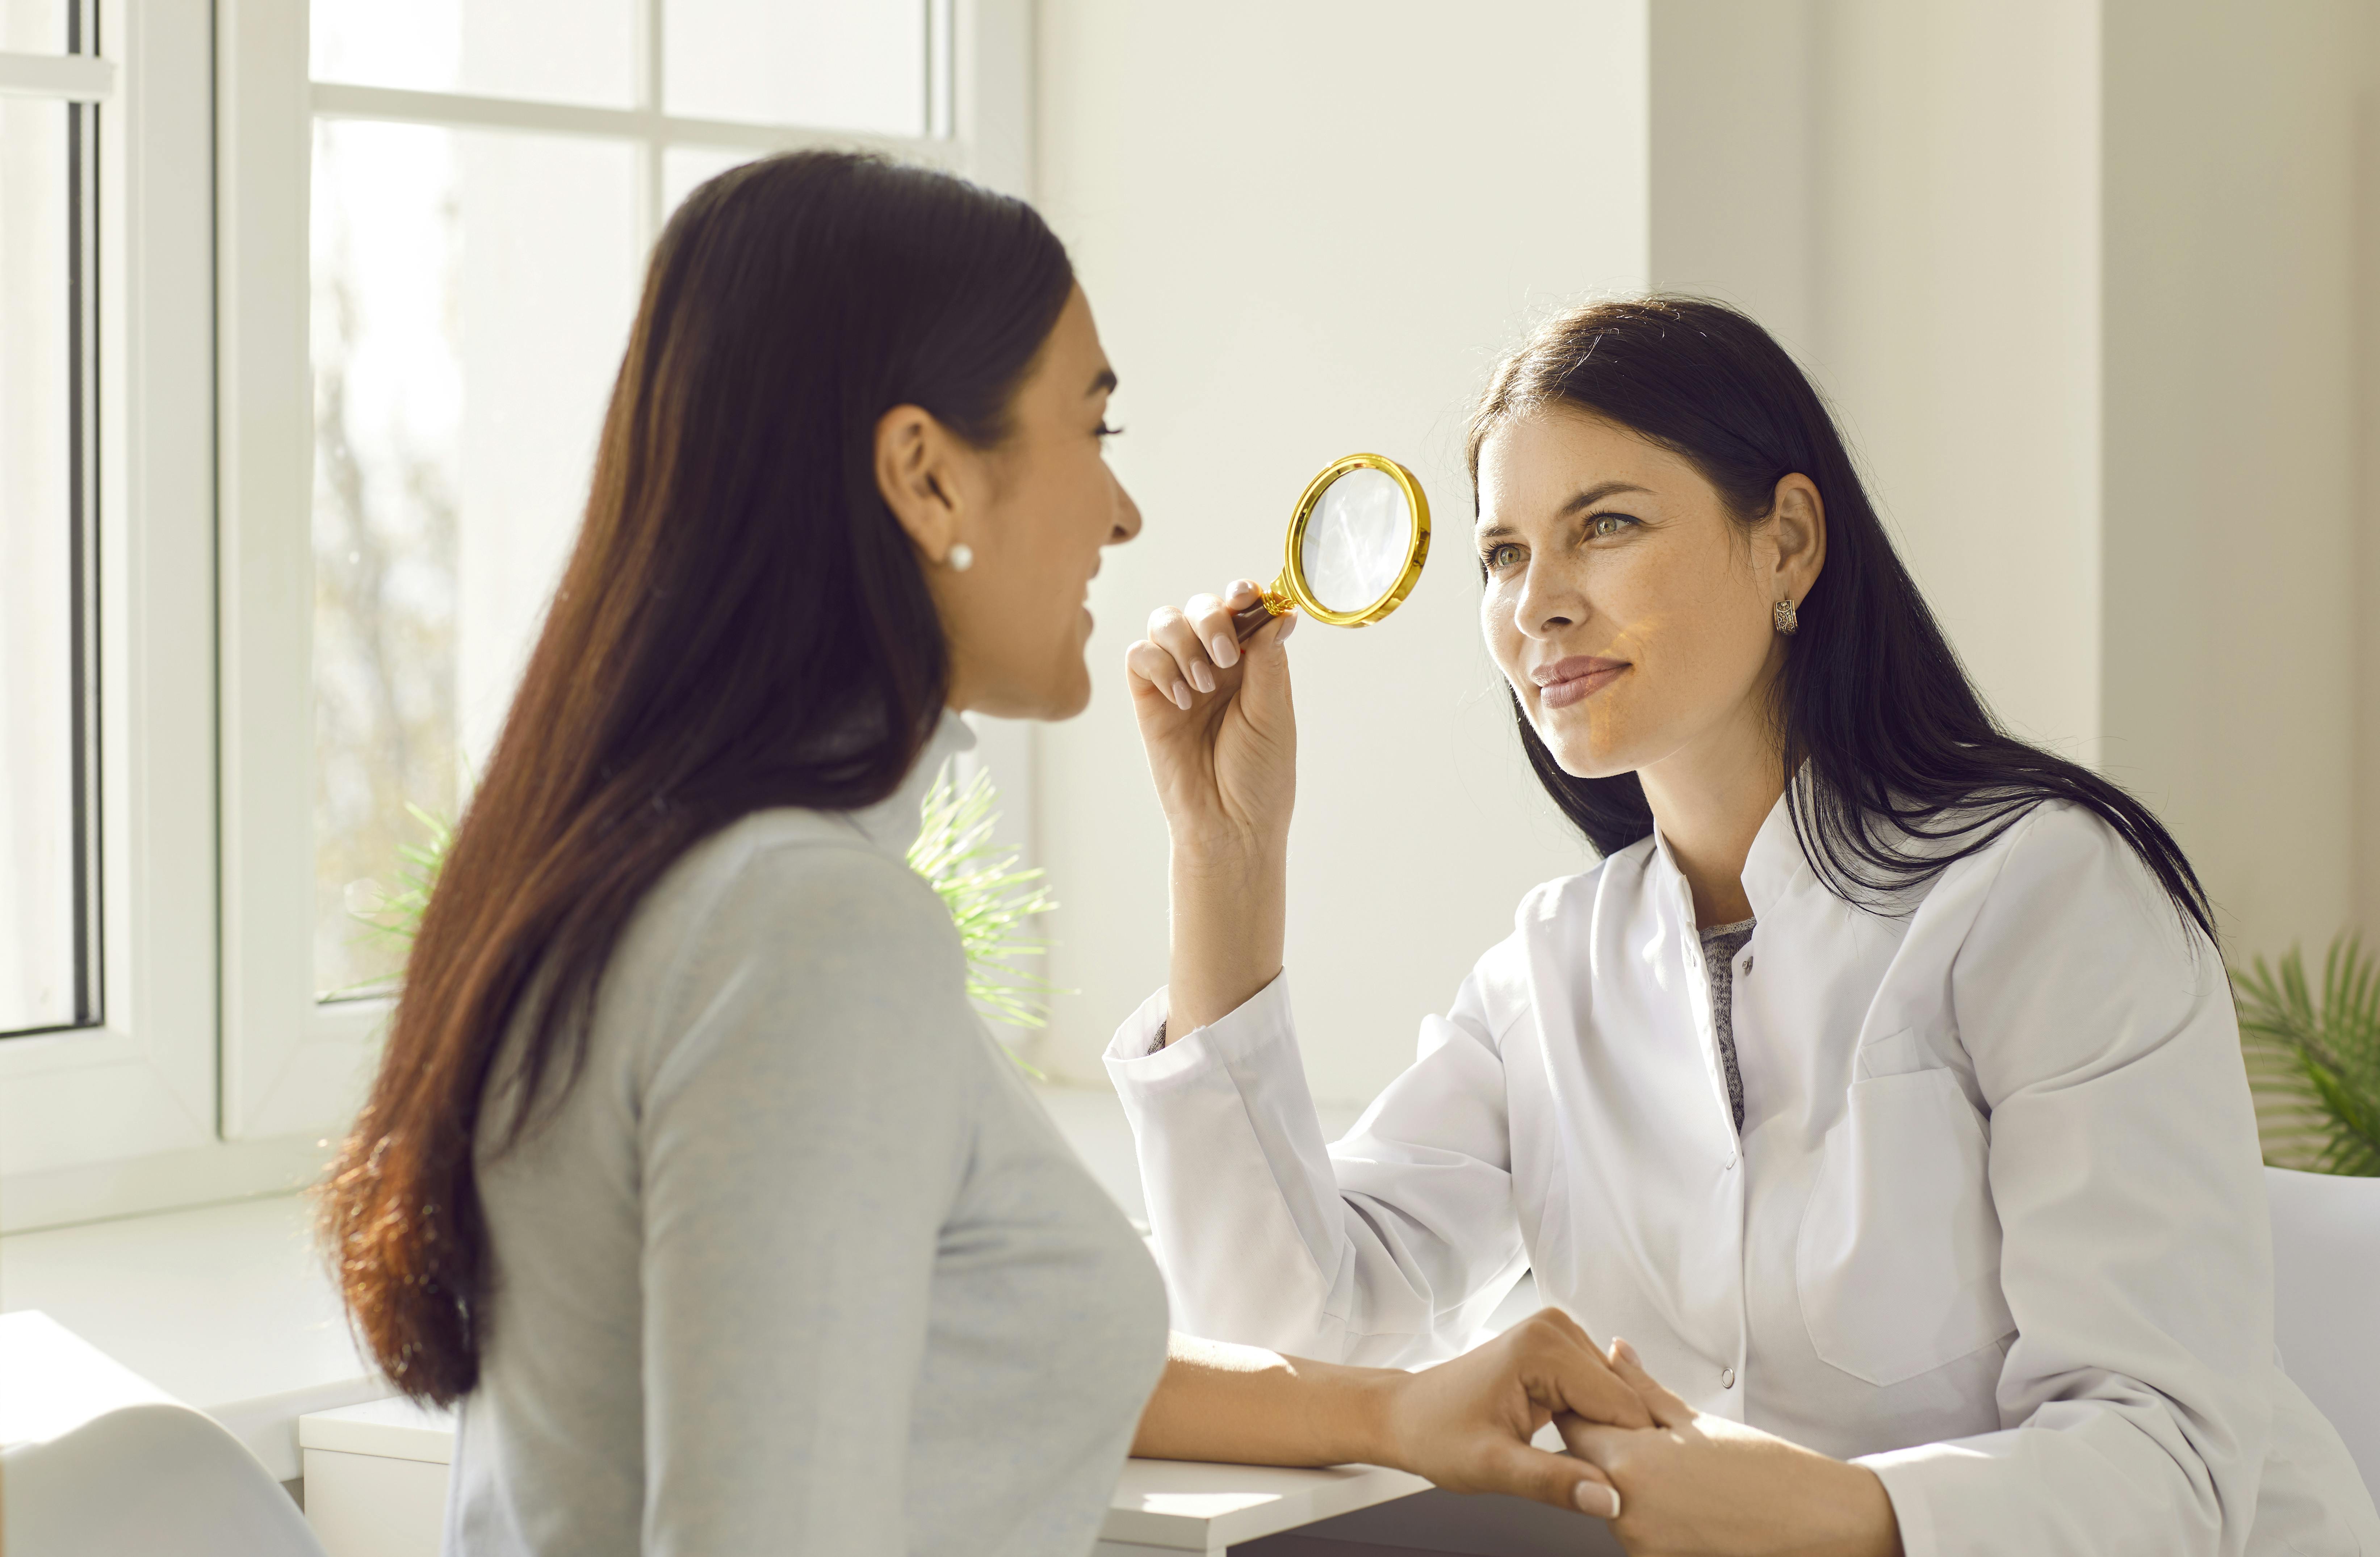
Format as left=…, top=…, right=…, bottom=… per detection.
left=215, top=0, right=1035, bottom=1141
left=0, top=0, right=233, bottom=1229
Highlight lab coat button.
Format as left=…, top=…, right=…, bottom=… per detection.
left=1721, top=1367, right=1736, bottom=1389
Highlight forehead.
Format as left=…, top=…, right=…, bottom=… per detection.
left=1032, top=287, right=1110, bottom=388
left=1475, top=410, right=1690, bottom=521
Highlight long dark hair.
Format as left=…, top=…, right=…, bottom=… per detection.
left=1469, top=296, right=2215, bottom=941
left=323, top=151, right=1076, bottom=1406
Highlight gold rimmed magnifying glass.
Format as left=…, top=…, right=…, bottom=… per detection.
left=1231, top=453, right=1432, bottom=639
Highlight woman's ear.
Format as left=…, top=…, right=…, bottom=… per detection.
left=875, top=403, right=967, bottom=563
left=1769, top=473, right=1826, bottom=600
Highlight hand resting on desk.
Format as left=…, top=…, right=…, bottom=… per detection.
left=1131, top=1307, right=1649, bottom=1522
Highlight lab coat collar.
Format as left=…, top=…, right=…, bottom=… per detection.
left=843, top=709, right=977, bottom=859
left=1738, top=781, right=1813, bottom=917
left=1647, top=770, right=1814, bottom=927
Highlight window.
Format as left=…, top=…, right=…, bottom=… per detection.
left=0, top=1, right=102, bottom=1037
left=219, top=0, right=1030, bottom=1138
left=0, top=0, right=221, bottom=1224
left=0, top=0, right=1023, bottom=1226
left=306, top=1, right=971, bottom=998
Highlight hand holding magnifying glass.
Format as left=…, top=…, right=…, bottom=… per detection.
left=1126, top=453, right=1432, bottom=1031
left=1128, top=452, right=1433, bottom=718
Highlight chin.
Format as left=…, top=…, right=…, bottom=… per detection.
left=1531, top=706, right=1636, bottom=781
left=1047, top=674, right=1093, bottom=721
left=1021, top=661, right=1094, bottom=723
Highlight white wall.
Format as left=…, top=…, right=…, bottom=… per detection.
left=1648, top=1, right=1819, bottom=354
left=1809, top=0, right=2105, bottom=763
left=2100, top=0, right=2364, bottom=962
left=1653, top=0, right=2103, bottom=761
left=1031, top=0, right=1650, bottom=1102
left=2360, top=37, right=2380, bottom=943
left=1655, top=0, right=2370, bottom=965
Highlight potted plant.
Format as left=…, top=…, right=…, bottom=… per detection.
left=353, top=764, right=1061, bottom=1068
left=2234, top=933, right=2380, bottom=1177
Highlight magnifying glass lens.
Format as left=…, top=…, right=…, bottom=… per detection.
left=1299, top=466, right=1411, bottom=614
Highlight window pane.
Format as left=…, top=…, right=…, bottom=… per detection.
left=1, top=0, right=66, bottom=53
left=0, top=100, right=79, bottom=1032
left=311, top=0, right=635, bottom=109
left=661, top=144, right=754, bottom=220
left=311, top=120, right=638, bottom=997
left=665, top=0, right=925, bottom=134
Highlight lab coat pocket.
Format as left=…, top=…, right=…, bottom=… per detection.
left=1797, top=1067, right=2015, bottom=1387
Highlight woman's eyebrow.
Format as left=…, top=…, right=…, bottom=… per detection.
left=1558, top=480, right=1651, bottom=515
left=1476, top=480, right=1654, bottom=541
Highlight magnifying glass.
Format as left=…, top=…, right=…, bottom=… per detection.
left=1231, top=453, right=1432, bottom=639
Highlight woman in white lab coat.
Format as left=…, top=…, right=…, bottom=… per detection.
left=1116, top=297, right=2380, bottom=1556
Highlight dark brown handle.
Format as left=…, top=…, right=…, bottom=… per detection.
left=1232, top=598, right=1284, bottom=641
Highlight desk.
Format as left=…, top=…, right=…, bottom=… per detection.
left=297, top=1397, right=1620, bottom=1556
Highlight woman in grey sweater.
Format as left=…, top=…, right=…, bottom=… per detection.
left=320, top=151, right=1650, bottom=1555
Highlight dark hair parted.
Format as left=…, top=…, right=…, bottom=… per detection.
left=322, top=152, right=1076, bottom=1406
left=1467, top=295, right=2214, bottom=942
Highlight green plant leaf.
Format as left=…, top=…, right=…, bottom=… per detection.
left=2232, top=932, right=2380, bottom=1176
left=906, top=760, right=1069, bottom=1074
left=342, top=764, right=1069, bottom=1082
left=333, top=803, right=456, bottom=998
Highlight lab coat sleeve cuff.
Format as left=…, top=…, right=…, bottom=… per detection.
left=1103, top=972, right=1295, bottom=1091
left=1106, top=986, right=1172, bottom=1062
left=1852, top=1439, right=1979, bottom=1557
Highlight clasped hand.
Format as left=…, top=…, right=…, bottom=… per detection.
left=1388, top=1319, right=1899, bottom=1556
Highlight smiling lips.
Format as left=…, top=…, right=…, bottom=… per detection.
left=1532, top=655, right=1627, bottom=709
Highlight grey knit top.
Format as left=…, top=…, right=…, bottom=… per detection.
left=1700, top=918, right=1755, bottom=1133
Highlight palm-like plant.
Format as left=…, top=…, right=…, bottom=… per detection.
left=352, top=802, right=455, bottom=956
left=333, top=803, right=455, bottom=996
left=906, top=760, right=1064, bottom=1055
left=2233, top=933, right=2380, bottom=1177
left=352, top=765, right=1061, bottom=1066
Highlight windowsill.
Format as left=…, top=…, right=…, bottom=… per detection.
left=0, top=1190, right=385, bottom=1480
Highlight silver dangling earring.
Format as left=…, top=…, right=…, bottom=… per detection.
left=946, top=542, right=974, bottom=572
left=1773, top=597, right=1798, bottom=636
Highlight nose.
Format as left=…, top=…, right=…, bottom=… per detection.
left=1510, top=556, right=1580, bottom=640
left=1109, top=468, right=1144, bottom=545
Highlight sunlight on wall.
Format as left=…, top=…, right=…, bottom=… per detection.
left=1032, top=0, right=1650, bottom=1104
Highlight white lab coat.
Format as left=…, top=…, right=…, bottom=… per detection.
left=1107, top=796, right=2379, bottom=1557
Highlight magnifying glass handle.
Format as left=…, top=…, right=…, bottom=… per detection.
left=1232, top=598, right=1285, bottom=641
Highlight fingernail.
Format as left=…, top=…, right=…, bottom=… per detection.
left=1210, top=633, right=1239, bottom=669
left=1190, top=662, right=1215, bottom=694
left=1278, top=612, right=1298, bottom=641
left=1613, top=1338, right=1639, bottom=1366
left=1173, top=682, right=1193, bottom=711
left=1575, top=1483, right=1619, bottom=1520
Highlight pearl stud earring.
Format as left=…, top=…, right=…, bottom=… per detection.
left=947, top=543, right=974, bottom=572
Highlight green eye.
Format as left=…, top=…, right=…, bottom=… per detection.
left=1590, top=514, right=1633, bottom=539
left=1484, top=542, right=1523, bottom=571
